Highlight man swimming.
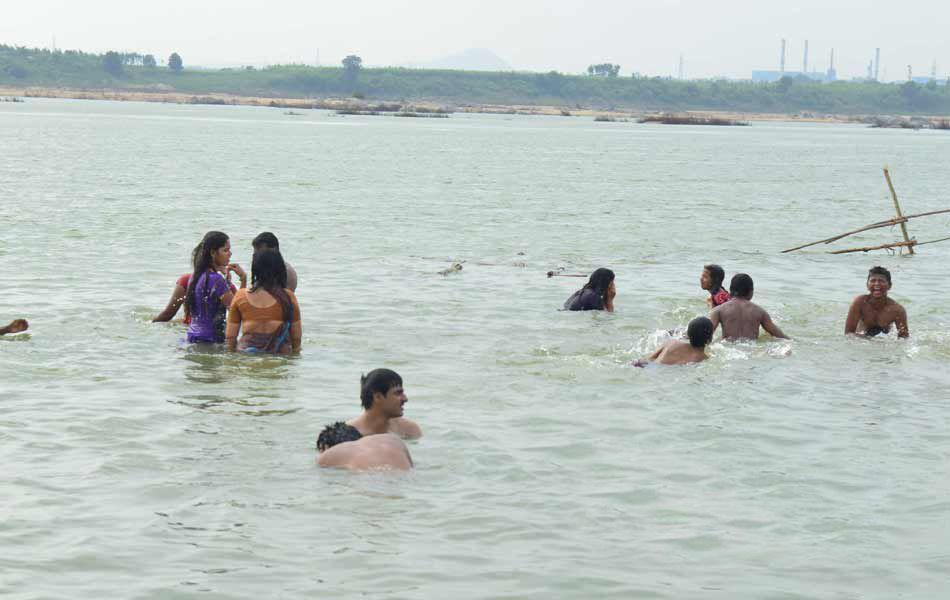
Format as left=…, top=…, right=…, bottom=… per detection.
left=709, top=274, right=789, bottom=341
left=316, top=422, right=413, bottom=471
left=700, top=264, right=731, bottom=308
left=844, top=266, right=909, bottom=338
left=347, top=369, right=423, bottom=439
left=0, top=319, right=28, bottom=335
left=635, top=316, right=714, bottom=366
left=252, top=232, right=297, bottom=292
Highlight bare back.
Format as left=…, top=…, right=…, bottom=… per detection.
left=711, top=298, right=787, bottom=341
left=318, top=434, right=413, bottom=471
left=654, top=339, right=707, bottom=365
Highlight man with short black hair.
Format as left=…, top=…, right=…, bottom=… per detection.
left=845, top=266, right=908, bottom=337
left=252, top=232, right=297, bottom=291
left=347, top=369, right=422, bottom=439
left=316, top=421, right=413, bottom=471
left=709, top=274, right=789, bottom=341
left=635, top=316, right=714, bottom=366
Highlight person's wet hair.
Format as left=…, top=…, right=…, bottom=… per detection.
left=252, top=232, right=280, bottom=252
left=251, top=249, right=293, bottom=321
left=703, top=264, right=725, bottom=290
left=582, top=267, right=615, bottom=301
left=867, top=266, right=892, bottom=285
left=729, top=273, right=754, bottom=298
left=687, top=316, right=714, bottom=348
left=185, top=231, right=229, bottom=319
left=316, top=421, right=362, bottom=451
left=360, top=368, right=403, bottom=410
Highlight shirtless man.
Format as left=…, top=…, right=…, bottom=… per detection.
left=709, top=274, right=789, bottom=341
left=316, top=422, right=413, bottom=471
left=347, top=369, right=423, bottom=439
left=252, top=232, right=297, bottom=292
left=845, top=266, right=908, bottom=338
left=635, top=316, right=714, bottom=366
left=0, top=319, right=28, bottom=335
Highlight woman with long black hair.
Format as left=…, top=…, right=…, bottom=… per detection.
left=564, top=267, right=616, bottom=312
left=185, top=231, right=246, bottom=344
left=225, top=249, right=302, bottom=354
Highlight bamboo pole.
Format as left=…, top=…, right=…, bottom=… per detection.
left=781, top=207, right=950, bottom=253
left=883, top=168, right=914, bottom=255
left=828, top=240, right=917, bottom=254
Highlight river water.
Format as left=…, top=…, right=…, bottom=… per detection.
left=2, top=98, right=949, bottom=598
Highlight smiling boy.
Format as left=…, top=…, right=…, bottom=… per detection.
left=845, top=266, right=909, bottom=338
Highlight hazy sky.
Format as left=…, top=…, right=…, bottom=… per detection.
left=2, top=1, right=947, bottom=81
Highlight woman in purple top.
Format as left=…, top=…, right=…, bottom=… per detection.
left=185, top=231, right=246, bottom=344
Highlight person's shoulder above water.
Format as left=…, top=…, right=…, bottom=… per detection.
left=635, top=316, right=713, bottom=366
left=564, top=267, right=615, bottom=312
left=316, top=422, right=413, bottom=471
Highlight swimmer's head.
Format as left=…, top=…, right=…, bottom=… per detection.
left=729, top=273, right=754, bottom=299
left=584, top=268, right=615, bottom=297
left=687, top=316, right=714, bottom=348
left=702, top=264, right=725, bottom=291
left=317, top=421, right=362, bottom=452
left=252, top=232, right=280, bottom=252
left=867, top=266, right=892, bottom=285
left=360, top=368, right=403, bottom=410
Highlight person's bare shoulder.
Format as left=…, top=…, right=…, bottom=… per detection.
left=390, top=417, right=422, bottom=439
left=318, top=441, right=357, bottom=468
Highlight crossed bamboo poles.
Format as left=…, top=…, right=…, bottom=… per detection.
left=782, top=168, right=950, bottom=255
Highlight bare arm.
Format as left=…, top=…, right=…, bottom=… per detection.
left=152, top=284, right=187, bottom=322
left=708, top=307, right=721, bottom=335
left=895, top=306, right=909, bottom=338
left=761, top=311, right=789, bottom=339
left=844, top=296, right=862, bottom=335
left=290, top=321, right=302, bottom=352
left=225, top=321, right=240, bottom=351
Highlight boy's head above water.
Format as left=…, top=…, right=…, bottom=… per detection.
left=729, top=273, right=754, bottom=299
left=687, top=316, right=714, bottom=348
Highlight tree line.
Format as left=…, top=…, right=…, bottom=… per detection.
left=3, top=44, right=950, bottom=116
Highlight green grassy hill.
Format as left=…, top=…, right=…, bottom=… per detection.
left=3, top=44, right=950, bottom=115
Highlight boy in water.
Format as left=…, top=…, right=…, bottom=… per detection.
left=844, top=266, right=909, bottom=338
left=316, top=422, right=413, bottom=471
left=347, top=369, right=422, bottom=439
left=635, top=316, right=714, bottom=366
left=0, top=319, right=28, bottom=335
left=252, top=232, right=298, bottom=292
left=709, top=274, right=789, bottom=341
left=701, top=264, right=731, bottom=308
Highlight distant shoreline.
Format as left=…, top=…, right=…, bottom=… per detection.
left=0, top=85, right=838, bottom=123
left=0, top=85, right=935, bottom=125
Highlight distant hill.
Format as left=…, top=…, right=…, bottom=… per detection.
left=418, top=48, right=512, bottom=72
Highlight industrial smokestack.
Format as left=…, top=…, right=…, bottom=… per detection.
left=874, top=48, right=880, bottom=81
left=804, top=40, right=809, bottom=74
left=780, top=39, right=786, bottom=74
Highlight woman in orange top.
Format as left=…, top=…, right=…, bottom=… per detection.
left=226, top=249, right=302, bottom=354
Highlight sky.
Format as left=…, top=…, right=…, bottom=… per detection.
left=2, top=0, right=948, bottom=81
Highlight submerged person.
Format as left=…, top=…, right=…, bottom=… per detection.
left=185, top=231, right=246, bottom=344
left=0, top=319, right=28, bottom=335
left=845, top=266, right=909, bottom=338
left=225, top=249, right=302, bottom=354
left=347, top=369, right=422, bottom=439
left=701, top=264, right=731, bottom=308
left=563, top=268, right=616, bottom=312
left=252, top=232, right=297, bottom=292
left=634, top=316, right=714, bottom=366
left=709, top=273, right=789, bottom=341
left=316, top=422, right=413, bottom=471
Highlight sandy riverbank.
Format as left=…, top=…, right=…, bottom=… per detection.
left=0, top=85, right=904, bottom=124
